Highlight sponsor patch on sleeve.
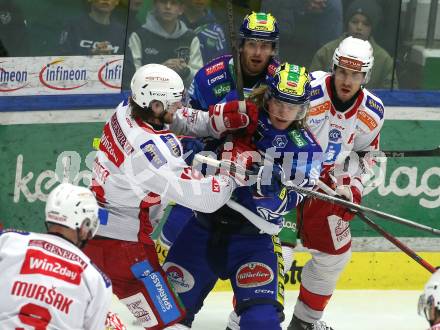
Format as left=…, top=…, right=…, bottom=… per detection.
left=310, top=85, right=324, bottom=101
left=91, top=261, right=112, bottom=288
left=357, top=110, right=378, bottom=131
left=160, top=134, right=182, bottom=157
left=99, top=123, right=125, bottom=167
left=365, top=95, right=384, bottom=119
left=140, top=140, right=168, bottom=169
left=205, top=61, right=225, bottom=76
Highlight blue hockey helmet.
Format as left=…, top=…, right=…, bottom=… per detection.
left=265, top=63, right=311, bottom=121
left=239, top=12, right=279, bottom=42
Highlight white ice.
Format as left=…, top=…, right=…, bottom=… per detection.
left=113, top=290, right=428, bottom=330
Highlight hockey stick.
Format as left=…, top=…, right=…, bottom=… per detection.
left=358, top=146, right=440, bottom=158
left=226, top=0, right=245, bottom=101
left=194, top=153, right=440, bottom=236
left=358, top=213, right=437, bottom=273
left=317, top=181, right=437, bottom=274
left=287, top=182, right=440, bottom=236
left=192, top=154, right=282, bottom=235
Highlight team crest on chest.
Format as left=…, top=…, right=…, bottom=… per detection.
left=272, top=135, right=288, bottom=148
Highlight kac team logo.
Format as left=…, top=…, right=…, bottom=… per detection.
left=39, top=58, right=88, bottom=90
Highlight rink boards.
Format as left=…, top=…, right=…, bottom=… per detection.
left=212, top=251, right=440, bottom=291
left=0, top=107, right=439, bottom=289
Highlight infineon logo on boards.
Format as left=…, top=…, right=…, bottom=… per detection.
left=0, top=61, right=29, bottom=92
left=98, top=58, right=123, bottom=89
left=39, top=58, right=88, bottom=90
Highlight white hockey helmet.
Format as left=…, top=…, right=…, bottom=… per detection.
left=130, top=63, right=184, bottom=110
left=45, top=183, right=100, bottom=237
left=418, top=270, right=440, bottom=323
left=332, top=36, right=374, bottom=84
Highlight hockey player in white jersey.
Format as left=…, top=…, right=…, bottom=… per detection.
left=0, top=183, right=112, bottom=330
left=419, top=270, right=440, bottom=330
left=285, top=36, right=385, bottom=330
left=83, top=63, right=258, bottom=329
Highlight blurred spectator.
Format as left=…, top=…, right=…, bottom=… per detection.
left=0, top=0, right=29, bottom=56
left=58, top=0, right=125, bottom=55
left=126, top=0, right=202, bottom=87
left=310, top=0, right=398, bottom=89
left=182, top=0, right=228, bottom=63
left=262, top=0, right=343, bottom=66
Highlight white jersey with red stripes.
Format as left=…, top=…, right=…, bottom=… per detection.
left=0, top=229, right=112, bottom=330
left=308, top=71, right=385, bottom=193
left=92, top=100, right=235, bottom=243
left=430, top=323, right=440, bottom=330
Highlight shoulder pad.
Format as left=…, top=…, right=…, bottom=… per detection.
left=310, top=85, right=324, bottom=102
left=0, top=228, right=30, bottom=236
left=364, top=93, right=385, bottom=120
left=310, top=70, right=327, bottom=81
left=139, top=139, right=168, bottom=169
left=203, top=55, right=230, bottom=76
left=91, top=261, right=112, bottom=288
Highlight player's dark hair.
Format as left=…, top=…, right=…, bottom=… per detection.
left=130, top=97, right=154, bottom=122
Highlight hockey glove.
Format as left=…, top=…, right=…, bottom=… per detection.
left=208, top=100, right=258, bottom=138
left=219, top=139, right=259, bottom=186
left=180, top=137, right=204, bottom=166
left=331, top=179, right=362, bottom=221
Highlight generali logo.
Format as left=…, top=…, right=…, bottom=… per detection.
left=0, top=62, right=30, bottom=92
left=98, top=58, right=123, bottom=89
left=39, top=58, right=88, bottom=90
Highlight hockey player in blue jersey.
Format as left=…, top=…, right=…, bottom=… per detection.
left=188, top=11, right=280, bottom=110
left=162, top=63, right=323, bottom=330
left=156, top=11, right=281, bottom=264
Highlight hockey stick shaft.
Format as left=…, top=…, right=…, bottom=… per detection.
left=358, top=146, right=440, bottom=158
left=194, top=154, right=440, bottom=235
left=226, top=0, right=244, bottom=101
left=288, top=183, right=440, bottom=235
left=317, top=181, right=437, bottom=273
left=357, top=213, right=437, bottom=273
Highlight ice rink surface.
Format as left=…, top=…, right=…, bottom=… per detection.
left=115, top=290, right=428, bottom=330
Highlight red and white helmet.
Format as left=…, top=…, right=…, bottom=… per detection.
left=45, top=183, right=100, bottom=237
left=130, top=64, right=184, bottom=110
left=332, top=36, right=374, bottom=84
left=418, top=269, right=440, bottom=323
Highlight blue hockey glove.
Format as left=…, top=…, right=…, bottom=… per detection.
left=180, top=137, right=204, bottom=166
